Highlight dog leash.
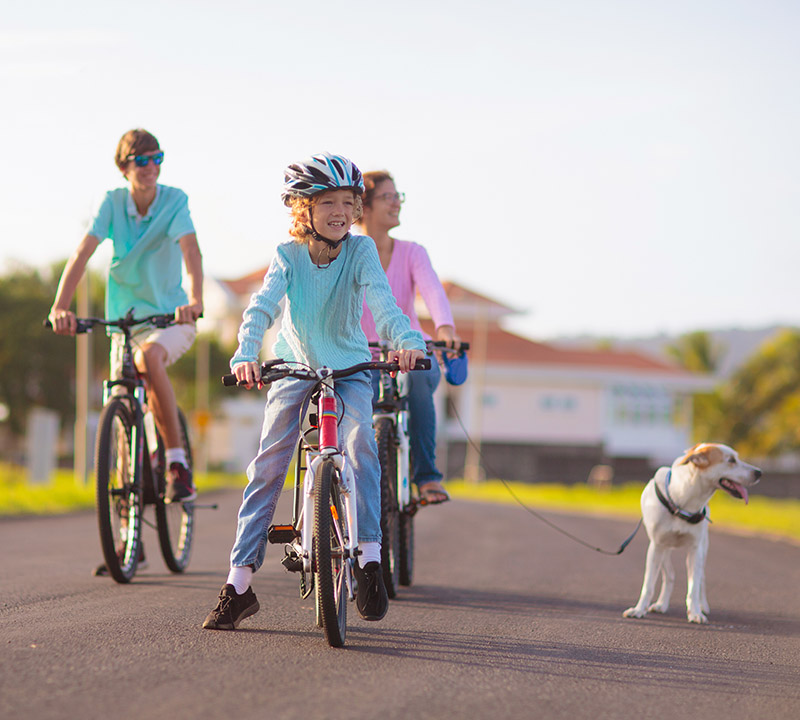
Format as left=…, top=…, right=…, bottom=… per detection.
left=497, top=476, right=643, bottom=555
left=447, top=398, right=643, bottom=556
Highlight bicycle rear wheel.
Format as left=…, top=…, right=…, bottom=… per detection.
left=375, top=417, right=400, bottom=598
left=314, top=458, right=348, bottom=648
left=399, top=456, right=415, bottom=586
left=398, top=510, right=414, bottom=586
left=155, top=408, right=195, bottom=573
left=95, top=399, right=142, bottom=583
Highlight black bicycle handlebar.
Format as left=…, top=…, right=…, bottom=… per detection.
left=426, top=340, right=470, bottom=352
left=44, top=311, right=180, bottom=334
left=222, top=358, right=432, bottom=388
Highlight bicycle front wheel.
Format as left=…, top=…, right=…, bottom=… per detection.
left=375, top=417, right=400, bottom=598
left=95, top=399, right=142, bottom=583
left=314, top=458, right=348, bottom=648
left=155, top=408, right=195, bottom=573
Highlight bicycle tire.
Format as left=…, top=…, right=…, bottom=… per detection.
left=398, top=509, right=414, bottom=586
left=95, top=399, right=141, bottom=583
left=375, top=417, right=400, bottom=598
left=314, top=458, right=348, bottom=648
left=155, top=408, right=195, bottom=573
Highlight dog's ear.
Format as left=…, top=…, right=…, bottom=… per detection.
left=677, top=444, right=721, bottom=468
left=676, top=444, right=703, bottom=466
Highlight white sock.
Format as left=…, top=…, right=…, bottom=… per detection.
left=165, top=448, right=187, bottom=467
left=226, top=566, right=253, bottom=595
left=358, top=542, right=381, bottom=568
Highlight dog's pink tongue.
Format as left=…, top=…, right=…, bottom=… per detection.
left=722, top=478, right=749, bottom=504
left=740, top=484, right=749, bottom=505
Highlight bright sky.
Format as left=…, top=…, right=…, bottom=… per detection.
left=3, top=0, right=799, bottom=340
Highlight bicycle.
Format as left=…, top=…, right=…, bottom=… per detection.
left=222, top=355, right=430, bottom=647
left=47, top=309, right=198, bottom=583
left=370, top=339, right=469, bottom=598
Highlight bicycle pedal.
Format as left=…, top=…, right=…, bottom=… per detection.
left=268, top=524, right=300, bottom=544
left=281, top=550, right=304, bottom=573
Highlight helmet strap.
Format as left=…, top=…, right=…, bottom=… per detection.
left=309, top=212, right=349, bottom=251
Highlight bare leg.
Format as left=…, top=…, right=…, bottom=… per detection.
left=135, top=343, right=181, bottom=449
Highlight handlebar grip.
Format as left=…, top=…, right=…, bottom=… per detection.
left=44, top=318, right=93, bottom=334
left=221, top=374, right=238, bottom=386
left=415, top=358, right=432, bottom=370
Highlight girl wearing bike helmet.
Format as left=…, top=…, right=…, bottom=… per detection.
left=357, top=170, right=461, bottom=506
left=203, top=153, right=426, bottom=630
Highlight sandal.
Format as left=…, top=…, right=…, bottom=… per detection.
left=418, top=482, right=450, bottom=506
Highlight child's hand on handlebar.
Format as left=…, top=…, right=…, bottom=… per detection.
left=175, top=302, right=203, bottom=324
left=49, top=308, right=77, bottom=336
left=390, top=348, right=426, bottom=375
left=233, top=361, right=263, bottom=389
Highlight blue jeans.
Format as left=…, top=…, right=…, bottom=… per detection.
left=371, top=359, right=442, bottom=489
left=230, top=373, right=381, bottom=571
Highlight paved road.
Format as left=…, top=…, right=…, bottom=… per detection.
left=2, top=488, right=799, bottom=720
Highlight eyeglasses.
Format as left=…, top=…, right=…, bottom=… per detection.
left=127, top=152, right=164, bottom=167
left=375, top=191, right=405, bottom=204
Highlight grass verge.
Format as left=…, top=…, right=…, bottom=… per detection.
left=446, top=479, right=800, bottom=544
left=0, top=465, right=245, bottom=516
left=2, top=465, right=798, bottom=544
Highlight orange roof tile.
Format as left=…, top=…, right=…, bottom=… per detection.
left=420, top=320, right=688, bottom=374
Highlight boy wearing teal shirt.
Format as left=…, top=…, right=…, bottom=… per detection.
left=50, top=129, right=204, bottom=543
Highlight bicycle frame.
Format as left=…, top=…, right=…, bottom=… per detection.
left=100, top=325, right=163, bottom=505
left=373, top=370, right=412, bottom=512
left=297, top=372, right=359, bottom=585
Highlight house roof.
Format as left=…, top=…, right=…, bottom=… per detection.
left=220, top=266, right=269, bottom=297
left=419, top=320, right=691, bottom=375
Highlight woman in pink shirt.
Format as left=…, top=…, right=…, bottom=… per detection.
left=358, top=170, right=460, bottom=505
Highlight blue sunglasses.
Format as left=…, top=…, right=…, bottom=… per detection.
left=127, top=151, right=164, bottom=167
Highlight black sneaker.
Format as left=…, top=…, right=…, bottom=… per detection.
left=93, top=543, right=147, bottom=576
left=165, top=462, right=197, bottom=503
left=353, top=561, right=389, bottom=621
left=202, top=584, right=260, bottom=630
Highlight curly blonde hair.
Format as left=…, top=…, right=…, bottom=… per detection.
left=287, top=191, right=363, bottom=244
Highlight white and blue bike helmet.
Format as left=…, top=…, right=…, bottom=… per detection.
left=281, top=152, right=365, bottom=206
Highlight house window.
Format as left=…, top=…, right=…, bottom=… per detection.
left=611, top=385, right=674, bottom=426
left=540, top=394, right=578, bottom=412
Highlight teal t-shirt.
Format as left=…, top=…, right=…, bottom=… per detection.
left=88, top=185, right=195, bottom=322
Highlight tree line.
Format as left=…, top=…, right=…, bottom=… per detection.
left=666, top=329, right=800, bottom=458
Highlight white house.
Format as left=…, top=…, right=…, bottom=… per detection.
left=423, top=283, right=711, bottom=483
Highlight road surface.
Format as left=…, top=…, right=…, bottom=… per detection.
left=2, top=488, right=798, bottom=719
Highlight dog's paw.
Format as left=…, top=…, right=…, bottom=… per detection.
left=647, top=602, right=668, bottom=614
left=623, top=607, right=646, bottom=619
left=687, top=610, right=708, bottom=624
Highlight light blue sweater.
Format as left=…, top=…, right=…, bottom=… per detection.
left=231, top=234, right=425, bottom=370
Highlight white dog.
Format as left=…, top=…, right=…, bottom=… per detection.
left=623, top=443, right=762, bottom=624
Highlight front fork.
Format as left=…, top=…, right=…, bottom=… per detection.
left=397, top=409, right=411, bottom=510
left=301, top=383, right=359, bottom=595
left=303, top=453, right=359, bottom=596
left=374, top=407, right=412, bottom=512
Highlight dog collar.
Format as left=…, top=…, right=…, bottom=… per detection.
left=654, top=470, right=709, bottom=524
